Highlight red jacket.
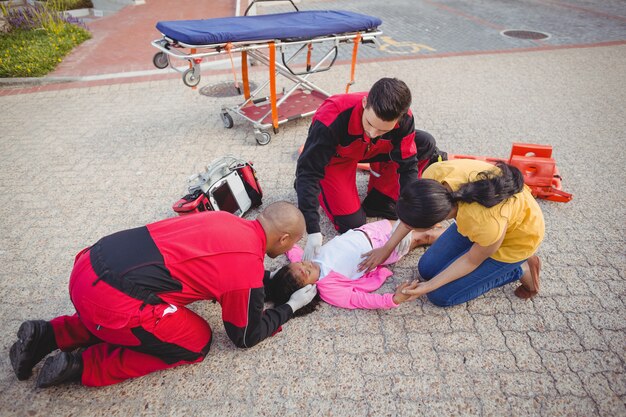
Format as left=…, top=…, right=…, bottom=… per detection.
left=89, top=211, right=290, bottom=348
left=296, top=92, right=418, bottom=233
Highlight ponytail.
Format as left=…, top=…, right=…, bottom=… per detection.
left=450, top=162, right=524, bottom=208
left=396, top=162, right=525, bottom=228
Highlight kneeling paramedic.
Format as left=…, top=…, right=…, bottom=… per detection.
left=295, top=77, right=446, bottom=260
left=9, top=202, right=317, bottom=387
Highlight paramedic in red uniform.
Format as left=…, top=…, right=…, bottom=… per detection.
left=296, top=77, right=445, bottom=260
left=9, top=201, right=317, bottom=387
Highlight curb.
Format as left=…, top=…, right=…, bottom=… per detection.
left=0, top=57, right=235, bottom=87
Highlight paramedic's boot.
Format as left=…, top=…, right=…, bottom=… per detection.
left=362, top=189, right=398, bottom=220
left=10, top=320, right=57, bottom=380
left=37, top=351, right=83, bottom=388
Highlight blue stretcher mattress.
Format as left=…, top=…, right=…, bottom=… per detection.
left=156, top=10, right=382, bottom=45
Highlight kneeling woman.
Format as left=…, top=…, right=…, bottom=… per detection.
left=359, top=159, right=545, bottom=306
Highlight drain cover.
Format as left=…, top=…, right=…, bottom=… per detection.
left=502, top=30, right=549, bottom=40
left=199, top=81, right=258, bottom=97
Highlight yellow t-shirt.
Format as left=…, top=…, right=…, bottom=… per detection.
left=422, top=159, right=545, bottom=263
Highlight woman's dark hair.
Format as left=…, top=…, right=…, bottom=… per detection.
left=366, top=78, right=412, bottom=121
left=264, top=264, right=321, bottom=317
left=397, top=162, right=525, bottom=228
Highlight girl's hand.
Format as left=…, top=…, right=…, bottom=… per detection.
left=359, top=247, right=392, bottom=273
left=392, top=281, right=420, bottom=304
left=399, top=280, right=432, bottom=298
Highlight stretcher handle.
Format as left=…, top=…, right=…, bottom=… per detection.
left=244, top=0, right=299, bottom=16
left=282, top=46, right=338, bottom=76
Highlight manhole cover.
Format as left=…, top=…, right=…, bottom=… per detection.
left=502, top=30, right=550, bottom=40
left=199, top=81, right=258, bottom=97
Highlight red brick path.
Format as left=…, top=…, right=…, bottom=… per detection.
left=50, top=0, right=237, bottom=77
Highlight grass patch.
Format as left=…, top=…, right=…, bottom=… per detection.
left=0, top=3, right=91, bottom=77
left=0, top=23, right=91, bottom=77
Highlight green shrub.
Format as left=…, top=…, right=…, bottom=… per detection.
left=0, top=23, right=91, bottom=77
left=0, top=3, right=91, bottom=77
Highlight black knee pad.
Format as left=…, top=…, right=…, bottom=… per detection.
left=414, top=130, right=438, bottom=161
left=199, top=334, right=213, bottom=359
left=362, top=189, right=398, bottom=220
left=334, top=209, right=366, bottom=233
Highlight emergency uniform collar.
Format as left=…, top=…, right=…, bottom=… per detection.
left=347, top=93, right=367, bottom=138
left=251, top=219, right=267, bottom=255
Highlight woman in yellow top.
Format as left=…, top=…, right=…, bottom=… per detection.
left=359, top=159, right=545, bottom=306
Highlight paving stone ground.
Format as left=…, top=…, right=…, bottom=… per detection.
left=0, top=13, right=625, bottom=417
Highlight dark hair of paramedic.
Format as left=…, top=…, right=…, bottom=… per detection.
left=9, top=202, right=317, bottom=388
left=358, top=160, right=545, bottom=307
left=295, top=77, right=446, bottom=262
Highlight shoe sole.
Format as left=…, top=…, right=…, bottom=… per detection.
left=37, top=353, right=69, bottom=388
left=10, top=321, right=38, bottom=380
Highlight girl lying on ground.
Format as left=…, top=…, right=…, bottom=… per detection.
left=264, top=219, right=444, bottom=314
left=358, top=159, right=545, bottom=307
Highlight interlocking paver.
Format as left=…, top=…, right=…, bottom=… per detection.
left=1, top=0, right=626, bottom=414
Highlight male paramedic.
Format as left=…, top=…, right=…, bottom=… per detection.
left=10, top=201, right=317, bottom=387
left=295, top=77, right=445, bottom=260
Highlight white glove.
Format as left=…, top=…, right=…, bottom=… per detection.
left=286, top=284, right=318, bottom=312
left=392, top=221, right=413, bottom=258
left=303, top=232, right=323, bottom=261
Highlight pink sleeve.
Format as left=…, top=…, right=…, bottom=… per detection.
left=347, top=290, right=398, bottom=310
left=318, top=270, right=399, bottom=310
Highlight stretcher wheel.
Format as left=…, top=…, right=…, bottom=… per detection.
left=255, top=131, right=271, bottom=146
left=153, top=52, right=168, bottom=69
left=221, top=112, right=234, bottom=129
left=182, top=68, right=200, bottom=87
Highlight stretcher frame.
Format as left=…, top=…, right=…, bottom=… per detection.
left=151, top=27, right=381, bottom=145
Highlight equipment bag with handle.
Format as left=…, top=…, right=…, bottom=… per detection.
left=173, top=156, right=263, bottom=216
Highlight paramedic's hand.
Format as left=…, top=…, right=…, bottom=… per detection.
left=392, top=281, right=421, bottom=305
left=303, top=232, right=323, bottom=261
left=286, top=284, right=318, bottom=312
left=359, top=246, right=393, bottom=273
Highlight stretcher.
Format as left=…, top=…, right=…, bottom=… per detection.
left=353, top=143, right=573, bottom=203
left=447, top=143, right=573, bottom=203
left=151, top=5, right=382, bottom=145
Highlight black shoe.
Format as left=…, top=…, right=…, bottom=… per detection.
left=362, top=189, right=398, bottom=220
left=36, top=351, right=83, bottom=388
left=10, top=320, right=57, bottom=381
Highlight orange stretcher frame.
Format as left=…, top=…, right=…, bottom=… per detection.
left=355, top=143, right=573, bottom=203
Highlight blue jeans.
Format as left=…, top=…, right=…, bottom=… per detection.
left=418, top=223, right=524, bottom=307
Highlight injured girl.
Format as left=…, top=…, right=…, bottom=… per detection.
left=264, top=219, right=443, bottom=314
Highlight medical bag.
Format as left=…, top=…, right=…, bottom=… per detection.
left=173, top=156, right=263, bottom=216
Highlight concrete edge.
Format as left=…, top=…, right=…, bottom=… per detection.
left=1, top=40, right=624, bottom=90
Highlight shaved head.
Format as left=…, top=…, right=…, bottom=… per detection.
left=258, top=201, right=305, bottom=258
